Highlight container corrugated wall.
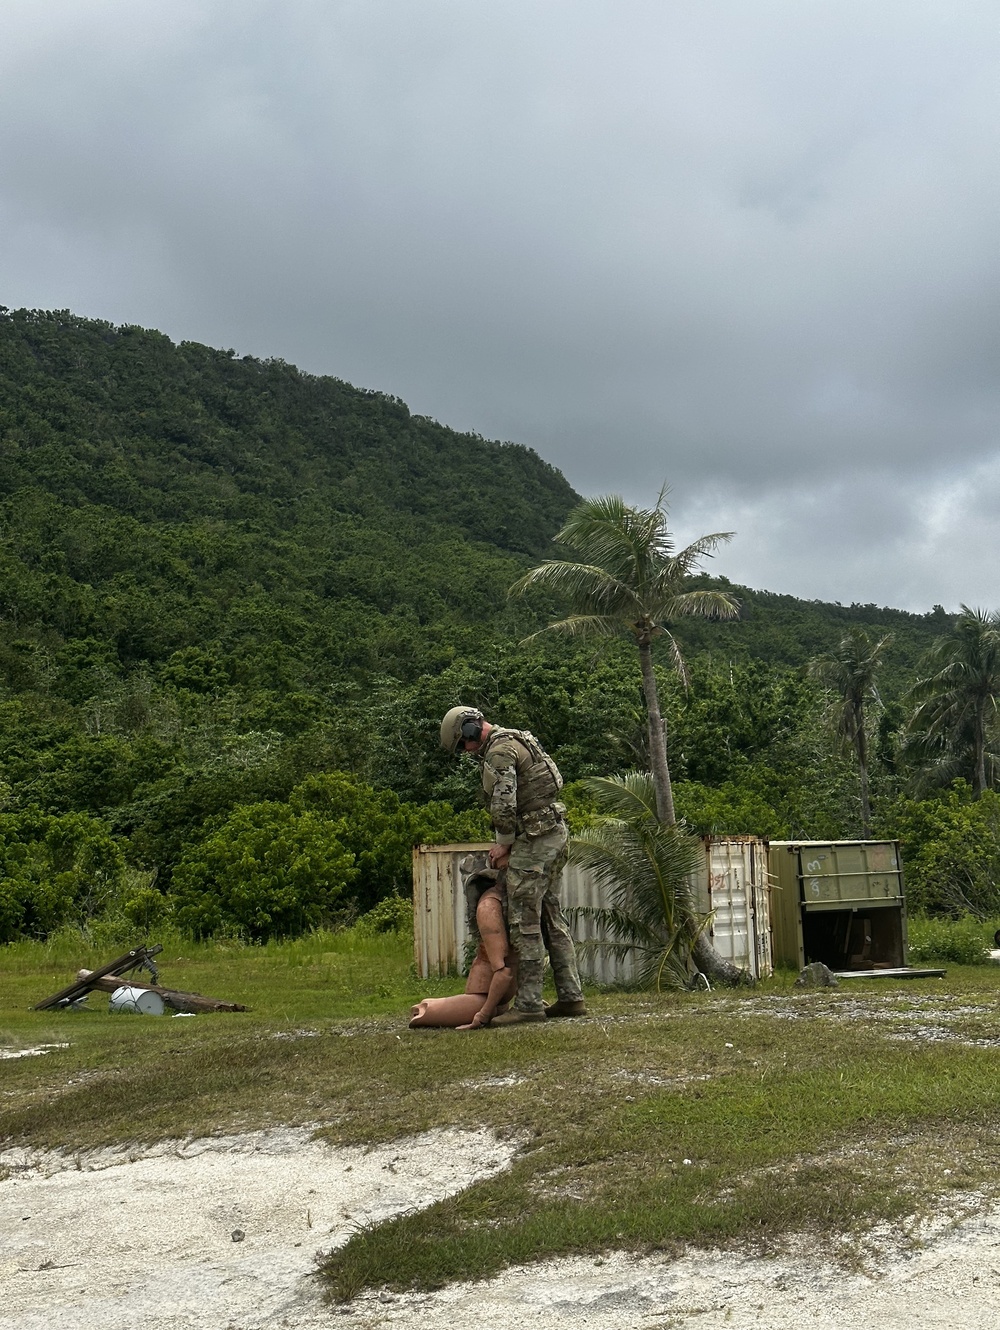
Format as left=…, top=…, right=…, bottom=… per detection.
left=767, top=840, right=907, bottom=970
left=412, top=842, right=492, bottom=978
left=413, top=837, right=772, bottom=983
left=560, top=859, right=640, bottom=985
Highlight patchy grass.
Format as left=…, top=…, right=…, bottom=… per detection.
left=4, top=936, right=1000, bottom=1301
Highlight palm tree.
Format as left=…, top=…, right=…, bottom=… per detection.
left=905, top=607, right=1000, bottom=796
left=808, top=626, right=893, bottom=838
left=569, top=773, right=706, bottom=988
left=508, top=488, right=739, bottom=825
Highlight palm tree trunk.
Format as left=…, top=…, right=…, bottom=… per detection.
left=637, top=641, right=746, bottom=986
left=638, top=640, right=676, bottom=825
left=974, top=696, right=988, bottom=795
left=691, top=932, right=749, bottom=986
left=856, top=703, right=872, bottom=839
left=858, top=757, right=872, bottom=839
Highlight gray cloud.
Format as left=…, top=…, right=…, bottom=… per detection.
left=1, top=0, right=998, bottom=610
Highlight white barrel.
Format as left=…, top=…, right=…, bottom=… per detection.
left=109, top=985, right=165, bottom=1016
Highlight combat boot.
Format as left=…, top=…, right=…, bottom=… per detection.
left=490, top=1009, right=546, bottom=1026
left=544, top=999, right=588, bottom=1018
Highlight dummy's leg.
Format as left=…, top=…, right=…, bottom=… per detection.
left=409, top=994, right=490, bottom=1027
left=475, top=887, right=512, bottom=972
left=412, top=889, right=518, bottom=1028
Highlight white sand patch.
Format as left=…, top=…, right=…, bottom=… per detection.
left=0, top=1126, right=516, bottom=1330
left=346, top=1208, right=1000, bottom=1329
left=5, top=1117, right=1000, bottom=1329
left=0, top=1044, right=69, bottom=1060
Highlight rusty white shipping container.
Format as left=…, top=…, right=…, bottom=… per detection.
left=412, top=836, right=772, bottom=984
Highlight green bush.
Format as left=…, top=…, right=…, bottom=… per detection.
left=885, top=783, right=1000, bottom=917
left=172, top=801, right=358, bottom=941
left=289, top=771, right=488, bottom=911
left=906, top=913, right=992, bottom=965
left=355, top=894, right=414, bottom=937
left=673, top=778, right=789, bottom=837
left=0, top=809, right=124, bottom=941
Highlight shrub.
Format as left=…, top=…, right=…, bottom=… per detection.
left=906, top=913, right=992, bottom=965
left=172, top=801, right=358, bottom=941
left=885, top=783, right=1000, bottom=917
left=0, top=808, right=125, bottom=942
left=673, top=778, right=788, bottom=837
left=355, top=894, right=414, bottom=937
left=289, top=771, right=488, bottom=911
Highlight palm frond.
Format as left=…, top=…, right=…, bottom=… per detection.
left=661, top=630, right=690, bottom=690
left=569, top=905, right=666, bottom=948
left=580, top=771, right=659, bottom=821
left=904, top=606, right=1000, bottom=790
left=508, top=560, right=630, bottom=601
left=557, top=495, right=663, bottom=561
left=520, top=614, right=624, bottom=644
left=669, top=531, right=735, bottom=575
left=508, top=561, right=640, bottom=618
left=568, top=769, right=708, bottom=990
left=663, top=588, right=741, bottom=622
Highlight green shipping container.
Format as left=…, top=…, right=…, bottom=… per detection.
left=768, top=840, right=907, bottom=972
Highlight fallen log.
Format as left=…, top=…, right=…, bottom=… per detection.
left=77, top=970, right=248, bottom=1014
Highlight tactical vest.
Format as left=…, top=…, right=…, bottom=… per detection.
left=481, top=727, right=563, bottom=815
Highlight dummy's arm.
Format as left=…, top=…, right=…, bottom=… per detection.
left=458, top=889, right=514, bottom=1029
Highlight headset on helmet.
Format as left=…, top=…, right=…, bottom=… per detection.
left=460, top=715, right=483, bottom=743
left=440, top=706, right=485, bottom=755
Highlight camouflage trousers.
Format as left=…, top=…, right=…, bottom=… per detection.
left=506, top=822, right=584, bottom=1014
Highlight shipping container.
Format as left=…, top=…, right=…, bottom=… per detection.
left=413, top=837, right=772, bottom=983
left=768, top=840, right=907, bottom=971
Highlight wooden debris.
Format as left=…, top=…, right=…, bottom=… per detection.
left=32, top=944, right=247, bottom=1013
left=75, top=971, right=247, bottom=1014
left=33, top=946, right=163, bottom=1012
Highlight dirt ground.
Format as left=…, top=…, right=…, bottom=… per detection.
left=3, top=1123, right=1000, bottom=1330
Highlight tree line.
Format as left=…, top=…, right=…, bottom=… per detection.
left=1, top=308, right=997, bottom=943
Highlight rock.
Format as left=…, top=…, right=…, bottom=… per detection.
left=794, top=962, right=839, bottom=989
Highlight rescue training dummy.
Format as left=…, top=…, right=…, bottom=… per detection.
left=409, top=867, right=516, bottom=1029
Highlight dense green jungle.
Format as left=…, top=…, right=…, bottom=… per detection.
left=1, top=307, right=996, bottom=944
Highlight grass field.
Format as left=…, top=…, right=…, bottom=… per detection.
left=4, top=929, right=1000, bottom=1301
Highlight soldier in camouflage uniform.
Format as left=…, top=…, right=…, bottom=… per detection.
left=440, top=706, right=587, bottom=1025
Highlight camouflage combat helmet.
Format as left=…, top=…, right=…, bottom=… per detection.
left=440, top=706, right=485, bottom=755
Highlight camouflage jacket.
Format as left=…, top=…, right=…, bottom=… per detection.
left=478, top=727, right=564, bottom=845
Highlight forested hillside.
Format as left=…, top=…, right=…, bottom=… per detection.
left=0, top=307, right=985, bottom=940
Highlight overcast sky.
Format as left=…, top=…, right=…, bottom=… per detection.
left=2, top=1, right=998, bottom=611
